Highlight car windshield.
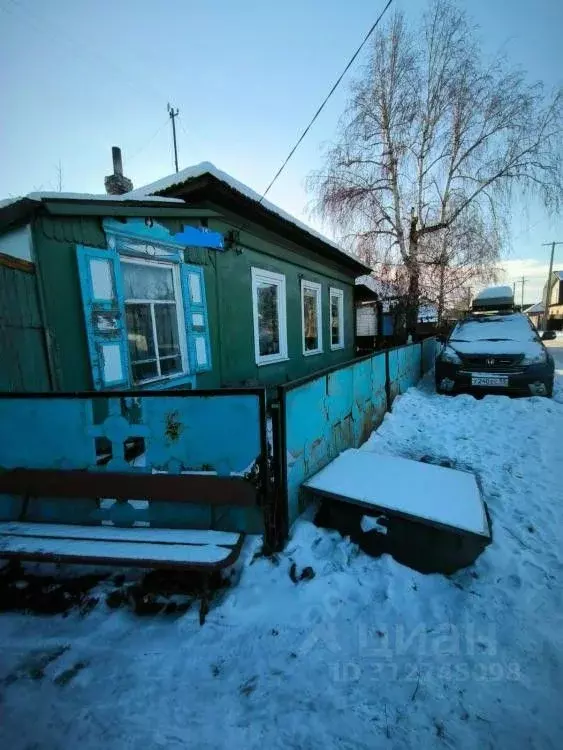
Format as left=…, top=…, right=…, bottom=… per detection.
left=450, top=314, right=538, bottom=344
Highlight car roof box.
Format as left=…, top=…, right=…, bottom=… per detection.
left=471, top=285, right=514, bottom=312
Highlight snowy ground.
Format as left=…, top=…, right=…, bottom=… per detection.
left=2, top=369, right=563, bottom=749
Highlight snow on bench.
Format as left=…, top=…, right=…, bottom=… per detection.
left=0, top=522, right=243, bottom=569
left=304, top=449, right=490, bottom=538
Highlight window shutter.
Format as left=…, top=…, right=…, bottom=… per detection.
left=76, top=245, right=131, bottom=390
left=181, top=264, right=212, bottom=373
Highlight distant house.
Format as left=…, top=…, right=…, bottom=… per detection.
left=523, top=301, right=545, bottom=329
left=354, top=275, right=406, bottom=353
left=0, top=151, right=369, bottom=392
left=543, top=270, right=563, bottom=330
left=418, top=304, right=438, bottom=324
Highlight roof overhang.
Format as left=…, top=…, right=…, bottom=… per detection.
left=0, top=195, right=222, bottom=234
left=154, top=173, right=370, bottom=276
left=0, top=198, right=42, bottom=233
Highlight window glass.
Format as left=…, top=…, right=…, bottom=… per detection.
left=303, top=288, right=319, bottom=351
left=302, top=282, right=322, bottom=354
left=154, top=304, right=180, bottom=359
left=126, top=303, right=155, bottom=361
left=123, top=261, right=184, bottom=383
left=251, top=268, right=287, bottom=364
left=331, top=296, right=340, bottom=346
left=132, top=360, right=159, bottom=381
left=123, top=263, right=174, bottom=301
left=330, top=289, right=344, bottom=348
left=160, top=356, right=183, bottom=376
left=257, top=282, right=280, bottom=357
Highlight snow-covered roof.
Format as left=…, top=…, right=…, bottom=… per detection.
left=524, top=302, right=545, bottom=314
left=418, top=304, right=438, bottom=323
left=355, top=274, right=399, bottom=298
left=125, top=162, right=368, bottom=269
left=0, top=197, right=23, bottom=210
left=26, top=191, right=184, bottom=204
left=0, top=192, right=184, bottom=207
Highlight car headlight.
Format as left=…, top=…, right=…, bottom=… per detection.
left=522, top=349, right=547, bottom=365
left=439, top=346, right=462, bottom=364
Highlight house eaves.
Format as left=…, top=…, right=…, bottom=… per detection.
left=124, top=162, right=370, bottom=276
left=0, top=194, right=221, bottom=234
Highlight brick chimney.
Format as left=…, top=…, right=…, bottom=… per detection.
left=104, top=146, right=133, bottom=195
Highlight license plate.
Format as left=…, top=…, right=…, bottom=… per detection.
left=471, top=374, right=508, bottom=387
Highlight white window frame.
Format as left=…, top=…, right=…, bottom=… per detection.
left=251, top=267, right=288, bottom=366
left=329, top=287, right=345, bottom=350
left=121, top=256, right=189, bottom=384
left=301, top=280, right=323, bottom=356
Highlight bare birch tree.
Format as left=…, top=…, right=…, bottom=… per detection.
left=310, top=0, right=562, bottom=333
left=418, top=209, right=500, bottom=322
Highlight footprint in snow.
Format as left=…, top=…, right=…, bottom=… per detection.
left=506, top=573, right=522, bottom=590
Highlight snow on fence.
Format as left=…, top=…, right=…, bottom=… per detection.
left=279, top=340, right=436, bottom=528
left=0, top=388, right=268, bottom=535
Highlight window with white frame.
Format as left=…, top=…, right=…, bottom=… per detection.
left=301, top=280, right=322, bottom=355
left=251, top=267, right=288, bottom=365
left=122, top=258, right=187, bottom=383
left=330, top=287, right=344, bottom=349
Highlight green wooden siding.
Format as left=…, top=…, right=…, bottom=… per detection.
left=31, top=212, right=357, bottom=391
left=0, top=263, right=50, bottom=391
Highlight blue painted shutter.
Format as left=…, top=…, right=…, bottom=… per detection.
left=76, top=245, right=131, bottom=390
left=181, top=264, right=212, bottom=373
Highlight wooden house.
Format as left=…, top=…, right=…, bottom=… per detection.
left=0, top=153, right=369, bottom=392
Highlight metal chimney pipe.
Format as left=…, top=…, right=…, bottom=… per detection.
left=112, top=146, right=123, bottom=176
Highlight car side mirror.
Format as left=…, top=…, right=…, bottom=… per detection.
left=541, top=331, right=556, bottom=341
left=436, top=334, right=446, bottom=344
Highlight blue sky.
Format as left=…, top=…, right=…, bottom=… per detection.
left=1, top=0, right=561, bottom=300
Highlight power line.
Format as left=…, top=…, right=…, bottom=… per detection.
left=128, top=119, right=170, bottom=163
left=257, top=0, right=395, bottom=205
left=177, top=116, right=190, bottom=142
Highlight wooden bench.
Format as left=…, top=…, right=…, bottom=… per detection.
left=0, top=468, right=254, bottom=623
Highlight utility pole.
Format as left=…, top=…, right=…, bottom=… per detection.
left=541, top=241, right=563, bottom=330
left=520, top=276, right=526, bottom=312
left=167, top=103, right=180, bottom=173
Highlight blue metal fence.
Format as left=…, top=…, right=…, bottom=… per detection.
left=0, top=339, right=437, bottom=547
left=0, top=389, right=266, bottom=533
left=388, top=342, right=422, bottom=404
left=280, top=340, right=436, bottom=528
left=422, top=336, right=437, bottom=374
